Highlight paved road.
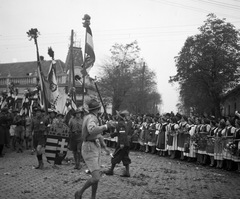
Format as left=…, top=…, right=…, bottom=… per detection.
left=0, top=148, right=240, bottom=199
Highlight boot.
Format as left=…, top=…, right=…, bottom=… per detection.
left=35, top=160, right=44, bottom=169
left=73, top=152, right=80, bottom=170
left=151, top=146, right=156, bottom=154
left=121, top=165, right=130, bottom=177
left=105, top=164, right=115, bottom=175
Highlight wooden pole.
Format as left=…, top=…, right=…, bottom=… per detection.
left=70, top=30, right=76, bottom=103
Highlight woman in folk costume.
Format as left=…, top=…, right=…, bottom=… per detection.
left=223, top=117, right=236, bottom=171
left=138, top=116, right=146, bottom=152
left=214, top=119, right=226, bottom=169
left=233, top=117, right=240, bottom=172
left=167, top=117, right=179, bottom=159
left=148, top=117, right=158, bottom=154
left=143, top=116, right=152, bottom=153
left=198, top=118, right=211, bottom=165
left=177, top=115, right=189, bottom=160
left=131, top=118, right=141, bottom=150
left=156, top=117, right=168, bottom=156
left=194, top=117, right=202, bottom=164
left=183, top=118, right=196, bottom=161
left=206, top=120, right=218, bottom=167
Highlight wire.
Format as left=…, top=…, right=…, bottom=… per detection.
left=147, top=0, right=240, bottom=19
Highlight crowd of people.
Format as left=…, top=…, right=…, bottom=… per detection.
left=1, top=106, right=240, bottom=173
left=103, top=111, right=240, bottom=173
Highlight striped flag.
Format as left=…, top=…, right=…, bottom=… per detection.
left=83, top=26, right=95, bottom=76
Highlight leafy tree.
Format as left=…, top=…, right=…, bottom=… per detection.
left=170, top=14, right=240, bottom=117
left=97, top=41, right=161, bottom=114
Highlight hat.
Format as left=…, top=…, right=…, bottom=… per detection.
left=116, top=110, right=129, bottom=120
left=87, top=99, right=101, bottom=111
left=119, top=110, right=129, bottom=117
left=56, top=111, right=64, bottom=117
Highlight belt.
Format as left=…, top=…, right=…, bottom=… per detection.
left=85, top=139, right=96, bottom=142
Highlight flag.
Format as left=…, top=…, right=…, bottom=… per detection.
left=37, top=61, right=50, bottom=112
left=47, top=60, right=60, bottom=110
left=83, top=26, right=95, bottom=75
left=20, top=88, right=38, bottom=117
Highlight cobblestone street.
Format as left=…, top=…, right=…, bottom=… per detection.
left=0, top=148, right=240, bottom=199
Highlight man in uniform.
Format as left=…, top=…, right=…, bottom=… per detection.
left=105, top=110, right=132, bottom=177
left=74, top=99, right=115, bottom=199
left=31, top=107, right=48, bottom=169
left=69, top=107, right=84, bottom=170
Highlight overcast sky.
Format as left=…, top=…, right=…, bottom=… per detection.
left=0, top=0, right=240, bottom=113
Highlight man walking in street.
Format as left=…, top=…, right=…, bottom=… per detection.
left=74, top=99, right=115, bottom=199
left=105, top=110, right=132, bottom=177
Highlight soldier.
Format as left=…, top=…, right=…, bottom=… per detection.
left=31, top=107, right=48, bottom=169
left=105, top=110, right=132, bottom=177
left=69, top=107, right=84, bottom=170
left=74, top=99, right=115, bottom=199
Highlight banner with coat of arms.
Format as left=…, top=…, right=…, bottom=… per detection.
left=45, top=120, right=70, bottom=165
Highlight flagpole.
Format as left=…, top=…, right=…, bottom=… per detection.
left=93, top=79, right=107, bottom=115
left=82, top=14, right=91, bottom=106
left=70, top=30, right=77, bottom=103
left=27, top=28, right=48, bottom=114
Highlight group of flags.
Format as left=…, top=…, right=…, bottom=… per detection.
left=0, top=82, right=18, bottom=111
left=35, top=24, right=95, bottom=116
left=0, top=23, right=96, bottom=118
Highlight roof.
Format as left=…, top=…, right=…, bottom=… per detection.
left=221, top=84, right=240, bottom=101
left=0, top=59, right=66, bottom=77
left=65, top=47, right=84, bottom=70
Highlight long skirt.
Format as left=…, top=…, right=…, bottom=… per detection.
left=144, top=129, right=151, bottom=145
left=156, top=130, right=167, bottom=151
left=206, top=137, right=215, bottom=157
left=168, top=134, right=178, bottom=151
left=177, top=133, right=185, bottom=152
left=214, top=137, right=224, bottom=160
left=232, top=140, right=240, bottom=163
left=131, top=129, right=140, bottom=144
left=197, top=133, right=208, bottom=155
left=183, top=134, right=191, bottom=157
left=138, top=129, right=145, bottom=146
left=148, top=131, right=157, bottom=147
left=223, top=138, right=233, bottom=160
